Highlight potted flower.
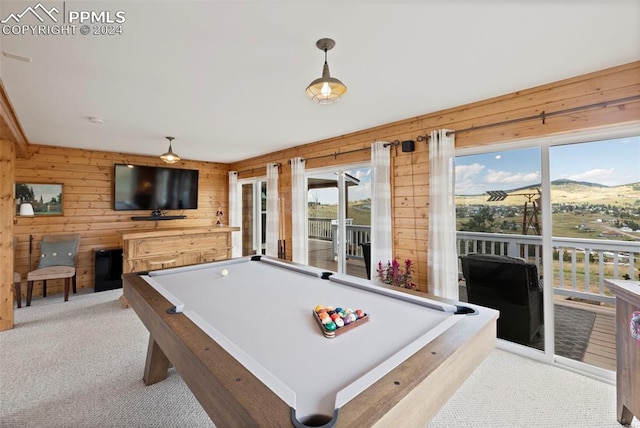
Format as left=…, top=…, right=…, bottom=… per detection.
left=376, top=258, right=415, bottom=289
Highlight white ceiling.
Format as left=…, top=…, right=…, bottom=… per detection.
left=0, top=1, right=639, bottom=163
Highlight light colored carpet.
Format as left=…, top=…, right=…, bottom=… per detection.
left=1, top=289, right=638, bottom=428
left=1, top=290, right=213, bottom=428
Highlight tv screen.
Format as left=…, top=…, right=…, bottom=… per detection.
left=114, top=164, right=199, bottom=211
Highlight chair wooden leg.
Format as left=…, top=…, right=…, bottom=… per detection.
left=27, top=281, right=33, bottom=306
left=72, top=274, right=77, bottom=294
left=14, top=281, right=21, bottom=309
left=42, top=280, right=47, bottom=297
left=64, top=277, right=70, bottom=302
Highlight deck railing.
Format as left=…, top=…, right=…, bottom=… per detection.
left=308, top=218, right=334, bottom=241
left=457, top=231, right=640, bottom=304
left=308, top=222, right=639, bottom=303
left=308, top=218, right=370, bottom=259
left=330, top=224, right=371, bottom=260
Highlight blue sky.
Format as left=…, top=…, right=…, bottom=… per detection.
left=305, top=136, right=640, bottom=202
left=455, top=136, right=640, bottom=195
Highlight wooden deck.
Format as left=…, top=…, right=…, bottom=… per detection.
left=308, top=238, right=616, bottom=372
left=308, top=238, right=368, bottom=279
left=555, top=297, right=616, bottom=371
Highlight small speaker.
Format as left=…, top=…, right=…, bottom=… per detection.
left=401, top=140, right=415, bottom=152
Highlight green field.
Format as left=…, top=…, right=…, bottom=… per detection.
left=457, top=182, right=640, bottom=242
left=308, top=201, right=371, bottom=225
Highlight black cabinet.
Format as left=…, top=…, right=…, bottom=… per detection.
left=94, top=248, right=123, bottom=292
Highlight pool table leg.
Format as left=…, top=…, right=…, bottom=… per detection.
left=143, top=335, right=173, bottom=385
left=618, top=403, right=633, bottom=426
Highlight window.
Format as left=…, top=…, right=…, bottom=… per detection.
left=455, top=125, right=640, bottom=376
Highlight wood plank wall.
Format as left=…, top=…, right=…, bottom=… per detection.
left=0, top=139, right=16, bottom=331
left=230, top=61, right=640, bottom=292
left=12, top=145, right=230, bottom=301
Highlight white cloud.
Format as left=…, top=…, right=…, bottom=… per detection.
left=455, top=163, right=486, bottom=195
left=456, top=166, right=540, bottom=195
left=455, top=163, right=484, bottom=180
left=485, top=169, right=540, bottom=185
left=351, top=168, right=371, bottom=183
left=567, top=168, right=615, bottom=184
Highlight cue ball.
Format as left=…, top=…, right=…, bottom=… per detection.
left=221, top=269, right=229, bottom=277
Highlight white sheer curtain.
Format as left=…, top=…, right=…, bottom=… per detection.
left=371, top=141, right=392, bottom=279
left=266, top=163, right=279, bottom=258
left=428, top=129, right=458, bottom=299
left=228, top=171, right=242, bottom=258
left=290, top=157, right=307, bottom=264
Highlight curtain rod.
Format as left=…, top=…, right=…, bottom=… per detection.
left=288, top=146, right=371, bottom=163
left=414, top=94, right=640, bottom=141
left=235, top=162, right=281, bottom=176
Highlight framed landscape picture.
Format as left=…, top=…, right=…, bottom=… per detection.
left=15, top=183, right=63, bottom=216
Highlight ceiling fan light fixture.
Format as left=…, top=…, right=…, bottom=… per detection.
left=160, top=136, right=181, bottom=164
left=306, top=38, right=347, bottom=105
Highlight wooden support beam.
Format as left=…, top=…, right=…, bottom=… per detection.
left=0, top=139, right=16, bottom=331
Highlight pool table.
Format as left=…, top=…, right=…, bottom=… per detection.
left=123, top=256, right=498, bottom=427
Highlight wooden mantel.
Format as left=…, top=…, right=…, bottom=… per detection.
left=117, top=226, right=240, bottom=307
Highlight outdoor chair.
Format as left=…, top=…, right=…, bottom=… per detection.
left=459, top=253, right=543, bottom=345
left=26, top=233, right=81, bottom=306
left=360, top=242, right=371, bottom=280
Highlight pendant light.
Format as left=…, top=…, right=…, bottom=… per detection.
left=305, top=38, right=347, bottom=104
left=160, top=136, right=180, bottom=164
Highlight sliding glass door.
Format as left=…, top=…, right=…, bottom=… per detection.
left=455, top=125, right=640, bottom=378
left=549, top=136, right=640, bottom=371
left=306, top=164, right=371, bottom=278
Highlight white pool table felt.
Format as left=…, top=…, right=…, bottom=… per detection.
left=144, top=257, right=464, bottom=420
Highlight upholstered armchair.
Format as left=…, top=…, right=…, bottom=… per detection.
left=26, top=234, right=81, bottom=306
left=459, top=253, right=543, bottom=345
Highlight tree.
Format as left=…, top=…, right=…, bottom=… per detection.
left=309, top=191, right=320, bottom=217
left=15, top=184, right=34, bottom=202
left=461, top=206, right=495, bottom=232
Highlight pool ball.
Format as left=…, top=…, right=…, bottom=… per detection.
left=325, top=321, right=337, bottom=331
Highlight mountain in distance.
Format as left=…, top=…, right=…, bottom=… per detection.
left=507, top=179, right=610, bottom=194
left=457, top=180, right=640, bottom=207
left=550, top=179, right=610, bottom=188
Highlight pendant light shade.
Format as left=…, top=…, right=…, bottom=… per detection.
left=160, top=136, right=180, bottom=164
left=306, top=38, right=347, bottom=105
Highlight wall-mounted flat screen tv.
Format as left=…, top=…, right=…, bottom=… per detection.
left=114, top=164, right=199, bottom=211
